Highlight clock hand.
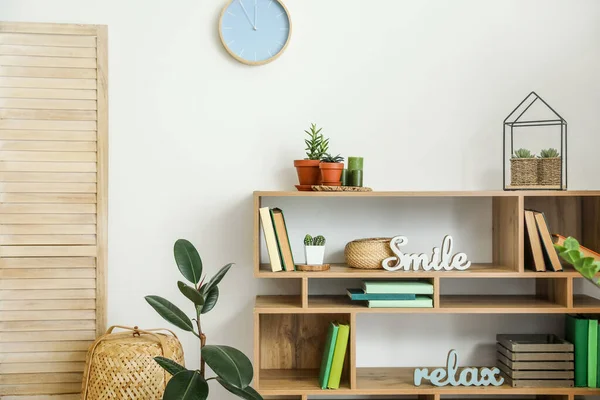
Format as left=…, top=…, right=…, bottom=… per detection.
left=254, top=0, right=258, bottom=29
left=239, top=0, right=256, bottom=30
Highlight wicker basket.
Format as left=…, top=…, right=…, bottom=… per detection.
left=510, top=158, right=539, bottom=186
left=81, top=325, right=185, bottom=400
left=538, top=157, right=561, bottom=186
left=345, top=238, right=393, bottom=269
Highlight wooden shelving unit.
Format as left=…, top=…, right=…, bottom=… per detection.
left=253, top=190, right=600, bottom=400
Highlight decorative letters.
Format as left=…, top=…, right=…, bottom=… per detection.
left=414, top=349, right=504, bottom=387
left=382, top=235, right=471, bottom=272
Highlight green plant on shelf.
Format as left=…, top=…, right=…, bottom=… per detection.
left=539, top=148, right=560, bottom=158
left=321, top=153, right=344, bottom=163
left=145, top=239, right=262, bottom=400
left=304, top=234, right=326, bottom=246
left=554, top=236, right=600, bottom=287
left=304, top=123, right=329, bottom=160
left=512, top=148, right=535, bottom=158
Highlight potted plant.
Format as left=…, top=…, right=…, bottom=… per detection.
left=319, top=153, right=344, bottom=186
left=294, top=123, right=329, bottom=189
left=555, top=237, right=600, bottom=287
left=304, top=234, right=326, bottom=265
left=145, top=239, right=262, bottom=400
left=510, top=148, right=538, bottom=187
left=538, top=148, right=561, bottom=187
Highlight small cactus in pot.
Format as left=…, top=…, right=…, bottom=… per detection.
left=304, top=234, right=326, bottom=265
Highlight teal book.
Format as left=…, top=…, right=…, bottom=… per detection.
left=589, top=318, right=598, bottom=387
left=566, top=314, right=588, bottom=387
left=318, top=322, right=339, bottom=389
left=347, top=288, right=416, bottom=301
left=362, top=280, right=433, bottom=295
left=368, top=295, right=433, bottom=308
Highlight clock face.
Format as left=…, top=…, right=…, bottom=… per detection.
left=219, top=0, right=291, bottom=65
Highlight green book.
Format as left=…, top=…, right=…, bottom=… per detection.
left=327, top=323, right=350, bottom=389
left=347, top=288, right=416, bottom=301
left=589, top=318, right=598, bottom=387
left=318, top=322, right=339, bottom=389
left=597, top=321, right=600, bottom=388
left=566, top=314, right=588, bottom=387
left=368, top=295, right=433, bottom=308
left=362, top=280, right=433, bottom=295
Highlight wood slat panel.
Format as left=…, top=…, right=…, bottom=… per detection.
left=0, top=299, right=95, bottom=310
left=0, top=214, right=96, bottom=224
left=0, top=330, right=95, bottom=342
left=0, top=55, right=96, bottom=68
left=0, top=278, right=96, bottom=289
left=0, top=246, right=97, bottom=257
left=0, top=162, right=97, bottom=173
left=0, top=269, right=96, bottom=279
left=0, top=383, right=82, bottom=395
left=0, top=310, right=95, bottom=321
left=0, top=320, right=95, bottom=331
left=0, top=33, right=96, bottom=47
left=0, top=289, right=95, bottom=300
left=0, top=171, right=96, bottom=182
left=0, top=66, right=96, bottom=79
left=0, top=45, right=97, bottom=58
left=0, top=22, right=98, bottom=36
left=0, top=342, right=91, bottom=353
left=0, top=130, right=97, bottom=141
left=0, top=141, right=96, bottom=151
left=0, top=203, right=95, bottom=213
left=0, top=109, right=96, bottom=121
left=0, top=76, right=96, bottom=89
left=0, top=119, right=96, bottom=131
left=1, top=351, right=87, bottom=363
left=0, top=225, right=96, bottom=235
left=0, top=257, right=95, bottom=268
left=0, top=87, right=96, bottom=100
left=0, top=152, right=96, bottom=162
left=0, top=235, right=96, bottom=245
left=0, top=98, right=97, bottom=111
left=0, top=362, right=84, bottom=374
left=0, top=372, right=84, bottom=384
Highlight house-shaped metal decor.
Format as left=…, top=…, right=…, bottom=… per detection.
left=503, top=92, right=567, bottom=190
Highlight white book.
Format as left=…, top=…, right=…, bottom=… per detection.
left=259, top=207, right=282, bottom=272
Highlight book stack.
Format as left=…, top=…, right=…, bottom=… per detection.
left=347, top=280, right=433, bottom=308
left=259, top=207, right=296, bottom=272
left=496, top=334, right=574, bottom=387
left=524, top=209, right=563, bottom=272
left=565, top=314, right=600, bottom=388
left=319, top=321, right=350, bottom=390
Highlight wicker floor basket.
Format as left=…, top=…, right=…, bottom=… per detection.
left=345, top=238, right=393, bottom=269
left=81, top=325, right=185, bottom=400
left=539, top=157, right=561, bottom=186
left=510, top=158, right=539, bottom=186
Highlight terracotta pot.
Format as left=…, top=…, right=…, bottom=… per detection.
left=294, top=159, right=321, bottom=186
left=320, top=162, right=344, bottom=183
left=322, top=181, right=341, bottom=187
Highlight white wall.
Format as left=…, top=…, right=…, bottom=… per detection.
left=2, top=0, right=600, bottom=397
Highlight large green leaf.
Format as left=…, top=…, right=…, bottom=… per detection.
left=201, top=286, right=219, bottom=314
left=145, top=295, right=194, bottom=332
left=154, top=356, right=187, bottom=376
left=559, top=249, right=582, bottom=265
left=202, top=345, right=253, bottom=389
left=564, top=237, right=580, bottom=251
left=202, top=263, right=233, bottom=294
left=163, top=370, right=208, bottom=400
left=174, top=239, right=203, bottom=284
left=217, top=378, right=263, bottom=400
left=178, top=281, right=205, bottom=307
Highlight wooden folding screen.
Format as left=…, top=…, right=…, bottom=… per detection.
left=0, top=22, right=107, bottom=398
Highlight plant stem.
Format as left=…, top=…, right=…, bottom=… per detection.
left=197, top=315, right=206, bottom=378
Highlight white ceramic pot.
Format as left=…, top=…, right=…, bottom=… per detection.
left=305, top=245, right=325, bottom=265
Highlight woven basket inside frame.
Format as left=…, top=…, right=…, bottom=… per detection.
left=510, top=158, right=539, bottom=186
left=345, top=238, right=393, bottom=269
left=538, top=157, right=561, bottom=186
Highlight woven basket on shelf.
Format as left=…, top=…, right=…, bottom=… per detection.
left=538, top=157, right=561, bottom=186
left=510, top=158, right=539, bottom=186
left=345, top=237, right=393, bottom=269
left=81, top=325, right=185, bottom=400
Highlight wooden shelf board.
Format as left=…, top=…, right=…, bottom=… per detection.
left=257, top=263, right=588, bottom=279
left=255, top=190, right=600, bottom=198
left=506, top=185, right=564, bottom=191
left=255, top=295, right=600, bottom=314
left=258, top=368, right=600, bottom=395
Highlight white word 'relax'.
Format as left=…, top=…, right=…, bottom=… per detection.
left=382, top=235, right=471, bottom=272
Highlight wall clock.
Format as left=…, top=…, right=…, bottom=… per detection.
left=219, top=0, right=291, bottom=66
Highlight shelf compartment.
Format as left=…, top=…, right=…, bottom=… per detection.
left=255, top=191, right=600, bottom=198
left=255, top=295, right=600, bottom=314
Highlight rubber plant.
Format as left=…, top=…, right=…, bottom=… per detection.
left=145, top=239, right=263, bottom=400
left=554, top=237, right=600, bottom=287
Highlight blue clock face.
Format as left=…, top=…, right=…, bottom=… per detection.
left=220, top=0, right=291, bottom=65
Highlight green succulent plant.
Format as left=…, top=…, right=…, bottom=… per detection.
left=554, top=237, right=600, bottom=287
left=539, top=148, right=560, bottom=158
left=321, top=153, right=344, bottom=163
left=304, top=123, right=329, bottom=160
left=304, top=234, right=313, bottom=246
left=304, top=234, right=326, bottom=246
left=145, top=239, right=262, bottom=400
left=512, top=148, right=535, bottom=159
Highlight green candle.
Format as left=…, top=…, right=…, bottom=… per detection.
left=348, top=157, right=364, bottom=171
left=341, top=169, right=350, bottom=186
left=350, top=169, right=363, bottom=187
